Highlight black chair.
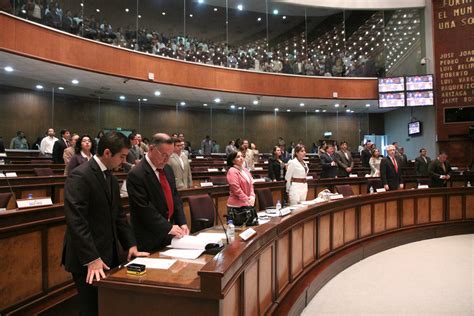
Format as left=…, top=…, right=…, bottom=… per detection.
left=188, top=194, right=216, bottom=233
left=209, top=176, right=227, bottom=186
left=335, top=185, right=354, bottom=197
left=34, top=168, right=54, bottom=176
left=255, top=188, right=274, bottom=211
left=0, top=192, right=13, bottom=209
left=367, top=179, right=384, bottom=193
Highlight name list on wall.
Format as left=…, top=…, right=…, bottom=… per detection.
left=433, top=0, right=474, bottom=107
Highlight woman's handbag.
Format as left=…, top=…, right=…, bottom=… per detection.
left=227, top=206, right=258, bottom=227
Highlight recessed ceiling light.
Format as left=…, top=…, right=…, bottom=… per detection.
left=58, top=86, right=64, bottom=90
left=96, top=8, right=100, bottom=12
left=154, top=91, right=161, bottom=96
left=230, top=105, right=236, bottom=109
left=198, top=0, right=204, bottom=3
left=138, top=15, right=142, bottom=19
left=162, top=12, right=166, bottom=15
left=213, top=7, right=218, bottom=11
left=214, top=98, right=221, bottom=103
left=142, top=98, right=148, bottom=102
left=257, top=17, right=262, bottom=22
left=282, top=16, right=286, bottom=20
left=203, top=103, right=208, bottom=107
left=119, top=95, right=126, bottom=100
left=4, top=66, right=14, bottom=72
left=346, top=109, right=351, bottom=112
left=237, top=4, right=243, bottom=11
left=125, top=8, right=129, bottom=12
left=315, top=109, right=320, bottom=112
left=80, top=2, right=83, bottom=7
left=180, top=101, right=186, bottom=106
left=273, top=9, right=279, bottom=15
left=71, top=79, right=79, bottom=84
left=189, top=14, right=193, bottom=18
left=334, top=103, right=340, bottom=108
left=35, top=84, right=43, bottom=90
left=365, top=103, right=371, bottom=107
left=299, top=103, right=305, bottom=107
left=274, top=108, right=279, bottom=111
left=322, top=109, right=327, bottom=112
left=21, top=9, right=26, bottom=13
left=286, top=109, right=291, bottom=112
left=238, top=106, right=242, bottom=110
left=253, top=100, right=259, bottom=105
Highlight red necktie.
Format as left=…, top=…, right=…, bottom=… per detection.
left=157, top=169, right=174, bottom=220
left=391, top=157, right=398, bottom=173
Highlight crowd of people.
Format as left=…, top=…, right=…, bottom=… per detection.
left=2, top=0, right=381, bottom=77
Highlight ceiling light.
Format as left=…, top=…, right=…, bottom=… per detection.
left=238, top=107, right=242, bottom=110
left=230, top=105, right=236, bottom=109
left=346, top=109, right=351, bottom=113
left=4, top=66, right=14, bottom=72
left=71, top=79, right=79, bottom=84
left=80, top=3, right=83, bottom=7
left=257, top=17, right=262, bottom=22
left=119, top=95, right=126, bottom=100
left=213, top=7, right=218, bottom=11
left=125, top=8, right=129, bottom=12
left=214, top=98, right=221, bottom=103
left=142, top=98, right=148, bottom=102
left=162, top=12, right=166, bottom=15
left=315, top=109, right=320, bottom=112
left=273, top=9, right=279, bottom=15
left=58, top=86, right=64, bottom=90
left=138, top=15, right=142, bottom=18
left=334, top=103, right=340, bottom=108
left=198, top=0, right=204, bottom=3
left=299, top=103, right=305, bottom=107
left=286, top=109, right=291, bottom=112
left=189, top=14, right=193, bottom=17
left=180, top=101, right=186, bottom=106
left=322, top=109, right=327, bottom=112
left=35, top=84, right=43, bottom=90
left=154, top=91, right=161, bottom=96
left=274, top=108, right=279, bottom=111
left=96, top=8, right=100, bottom=13
left=365, top=103, right=371, bottom=107
left=253, top=100, right=259, bottom=105
left=282, top=16, right=286, bottom=20
left=237, top=4, right=243, bottom=11
left=203, top=103, right=208, bottom=107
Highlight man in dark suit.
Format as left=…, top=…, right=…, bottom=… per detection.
left=335, top=141, right=354, bottom=177
left=320, top=144, right=338, bottom=178
left=428, top=152, right=452, bottom=187
left=127, top=133, right=189, bottom=253
left=360, top=140, right=372, bottom=168
left=62, top=131, right=149, bottom=316
left=52, top=129, right=70, bottom=164
left=380, top=145, right=404, bottom=191
left=414, top=148, right=432, bottom=176
left=398, top=147, right=409, bottom=167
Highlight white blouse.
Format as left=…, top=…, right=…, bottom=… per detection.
left=285, top=158, right=309, bottom=191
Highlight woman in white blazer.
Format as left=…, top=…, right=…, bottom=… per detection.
left=285, top=145, right=309, bottom=205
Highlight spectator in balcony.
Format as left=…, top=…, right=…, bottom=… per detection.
left=272, top=58, right=283, bottom=73
left=62, top=10, right=75, bottom=33
left=285, top=145, right=309, bottom=205
left=268, top=146, right=286, bottom=181
left=28, top=0, right=42, bottom=23
left=201, top=135, right=212, bottom=155
left=332, top=57, right=344, bottom=77
left=282, top=59, right=294, bottom=74
left=10, top=131, right=29, bottom=150
left=227, top=53, right=238, bottom=68
left=369, top=148, right=382, bottom=177
left=66, top=135, right=95, bottom=176
left=320, top=145, right=338, bottom=178
left=414, top=148, right=431, bottom=177
left=304, top=59, right=315, bottom=76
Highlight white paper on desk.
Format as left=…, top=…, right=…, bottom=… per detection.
left=301, top=200, right=318, bottom=205
left=171, top=234, right=223, bottom=250
left=126, top=258, right=176, bottom=269
left=160, top=249, right=204, bottom=260
left=197, top=232, right=227, bottom=241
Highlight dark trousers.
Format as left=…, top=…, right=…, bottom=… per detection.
left=72, top=273, right=98, bottom=316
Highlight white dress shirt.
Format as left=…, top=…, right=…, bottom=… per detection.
left=40, top=136, right=58, bottom=155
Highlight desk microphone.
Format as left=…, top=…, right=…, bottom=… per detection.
left=2, top=171, right=17, bottom=207
left=215, top=205, right=230, bottom=245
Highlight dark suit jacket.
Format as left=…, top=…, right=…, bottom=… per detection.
left=414, top=155, right=431, bottom=176
left=52, top=139, right=68, bottom=164
left=335, top=150, right=354, bottom=177
left=66, top=154, right=89, bottom=176
left=320, top=153, right=338, bottom=178
left=361, top=149, right=371, bottom=168
left=126, top=159, right=187, bottom=252
left=380, top=156, right=403, bottom=190
left=428, top=159, right=452, bottom=187
left=62, top=158, right=136, bottom=273
left=268, top=157, right=285, bottom=181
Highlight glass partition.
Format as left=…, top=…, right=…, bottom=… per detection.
left=0, top=1, right=426, bottom=77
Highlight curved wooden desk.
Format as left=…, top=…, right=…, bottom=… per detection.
left=96, top=187, right=474, bottom=316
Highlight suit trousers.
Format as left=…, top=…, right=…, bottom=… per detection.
left=72, top=273, right=98, bottom=316
left=288, top=182, right=308, bottom=205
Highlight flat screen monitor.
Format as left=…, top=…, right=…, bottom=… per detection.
left=378, top=77, right=405, bottom=92
left=406, top=75, right=434, bottom=91
left=406, top=90, right=434, bottom=106
left=379, top=92, right=406, bottom=108
left=408, top=121, right=422, bottom=136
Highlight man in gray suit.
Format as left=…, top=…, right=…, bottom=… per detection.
left=168, top=137, right=193, bottom=190
left=335, top=141, right=354, bottom=177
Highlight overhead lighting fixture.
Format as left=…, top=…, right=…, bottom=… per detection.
left=257, top=17, right=262, bottom=22
left=71, top=79, right=79, bottom=84
left=213, top=7, right=218, bottom=11
left=58, top=86, right=64, bottom=90
left=35, top=84, right=43, bottom=90
left=346, top=109, right=351, bottom=113
left=154, top=91, right=161, bottom=96
left=237, top=4, right=243, bottom=11
left=125, top=8, right=129, bottom=12
left=273, top=9, right=279, bottom=15
left=322, top=109, right=327, bottom=112
left=238, top=106, right=243, bottom=110
left=274, top=108, right=279, bottom=111
left=189, top=14, right=193, bottom=18
left=4, top=66, right=14, bottom=72
left=119, top=95, right=126, bottom=100
left=315, top=109, right=320, bottom=112
left=230, top=105, right=236, bottom=109
left=180, top=101, right=186, bottom=106
left=198, top=0, right=204, bottom=3
left=203, top=103, right=208, bottom=107
left=299, top=103, right=305, bottom=107
left=214, top=98, right=221, bottom=103
left=286, top=109, right=291, bottom=112
left=162, top=12, right=166, bottom=15
left=365, top=103, right=371, bottom=107
left=138, top=14, right=142, bottom=19
left=334, top=103, right=340, bottom=108
left=96, top=8, right=100, bottom=12
left=142, top=98, right=148, bottom=102
left=282, top=16, right=286, bottom=20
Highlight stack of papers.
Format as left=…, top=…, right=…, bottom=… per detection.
left=162, top=233, right=226, bottom=260
left=126, top=257, right=176, bottom=269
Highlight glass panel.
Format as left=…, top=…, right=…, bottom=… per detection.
left=305, top=7, right=344, bottom=76
left=344, top=10, right=385, bottom=77
left=227, top=0, right=267, bottom=71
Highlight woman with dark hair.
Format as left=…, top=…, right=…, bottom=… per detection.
left=268, top=146, right=286, bottom=181
left=226, top=151, right=255, bottom=212
left=285, top=145, right=309, bottom=205
left=65, top=135, right=95, bottom=176
left=94, top=130, right=105, bottom=147
left=369, top=148, right=382, bottom=177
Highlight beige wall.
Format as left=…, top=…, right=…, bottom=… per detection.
left=0, top=85, right=375, bottom=152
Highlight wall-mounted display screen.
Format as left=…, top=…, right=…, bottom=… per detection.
left=406, top=91, right=434, bottom=106
left=379, top=92, right=406, bottom=108
left=444, top=106, right=474, bottom=123
left=378, top=77, right=405, bottom=92
left=408, top=121, right=422, bottom=136
left=406, top=75, right=434, bottom=91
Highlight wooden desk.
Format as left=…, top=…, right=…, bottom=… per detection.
left=96, top=187, right=474, bottom=316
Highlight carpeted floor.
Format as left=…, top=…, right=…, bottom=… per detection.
left=302, top=234, right=474, bottom=316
